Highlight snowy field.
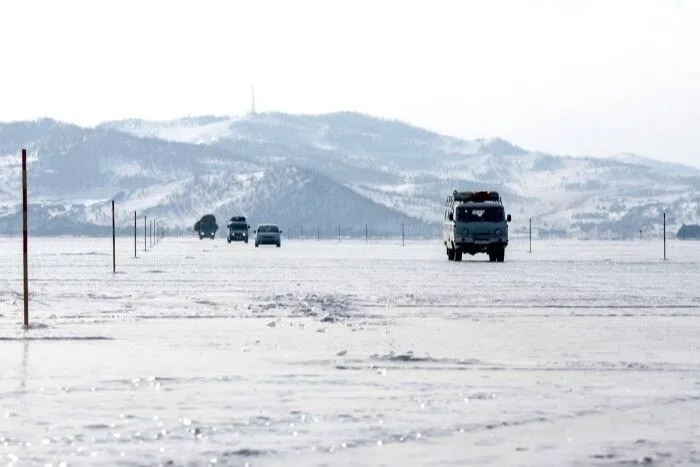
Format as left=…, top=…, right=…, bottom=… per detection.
left=0, top=236, right=699, bottom=466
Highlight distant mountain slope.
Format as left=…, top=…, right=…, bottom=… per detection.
left=1, top=118, right=256, bottom=196
left=2, top=112, right=698, bottom=238
left=611, top=152, right=700, bottom=176
left=82, top=166, right=435, bottom=236
left=100, top=112, right=530, bottom=175
left=0, top=118, right=436, bottom=236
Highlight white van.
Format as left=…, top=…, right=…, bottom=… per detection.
left=254, top=224, right=282, bottom=247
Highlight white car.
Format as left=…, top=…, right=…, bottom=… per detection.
left=254, top=224, right=282, bottom=247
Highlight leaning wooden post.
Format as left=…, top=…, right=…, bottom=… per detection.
left=529, top=218, right=532, bottom=253
left=134, top=211, right=137, bottom=258
left=402, top=223, right=405, bottom=246
left=365, top=223, right=368, bottom=243
left=22, top=149, right=29, bottom=328
left=144, top=215, right=147, bottom=251
left=112, top=200, right=116, bottom=273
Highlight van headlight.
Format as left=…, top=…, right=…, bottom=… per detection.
left=495, top=228, right=502, bottom=236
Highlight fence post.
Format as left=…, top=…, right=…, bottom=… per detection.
left=365, top=223, right=368, bottom=243
left=529, top=218, right=532, bottom=253
left=134, top=211, right=137, bottom=258
left=402, top=223, right=405, bottom=246
left=663, top=212, right=666, bottom=260
left=338, top=224, right=340, bottom=242
left=317, top=226, right=320, bottom=242
left=144, top=215, right=147, bottom=251
left=112, top=200, right=116, bottom=273
left=21, top=149, right=29, bottom=328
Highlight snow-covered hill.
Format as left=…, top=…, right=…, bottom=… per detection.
left=100, top=112, right=700, bottom=237
left=1, top=112, right=698, bottom=238
left=0, top=117, right=438, bottom=236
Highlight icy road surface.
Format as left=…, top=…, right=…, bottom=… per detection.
left=1, top=237, right=698, bottom=466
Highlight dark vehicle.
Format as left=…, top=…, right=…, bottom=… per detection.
left=227, top=216, right=250, bottom=244
left=194, top=214, right=218, bottom=239
left=443, top=190, right=511, bottom=262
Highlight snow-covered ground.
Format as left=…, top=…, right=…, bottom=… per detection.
left=0, top=237, right=698, bottom=466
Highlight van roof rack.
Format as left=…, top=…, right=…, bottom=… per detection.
left=452, top=190, right=502, bottom=203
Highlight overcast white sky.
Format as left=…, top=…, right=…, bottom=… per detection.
left=1, top=0, right=699, bottom=165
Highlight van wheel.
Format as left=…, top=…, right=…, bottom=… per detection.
left=488, top=248, right=497, bottom=262
left=255, top=243, right=259, bottom=247
left=495, top=246, right=505, bottom=262
left=276, top=243, right=281, bottom=248
left=454, top=249, right=463, bottom=262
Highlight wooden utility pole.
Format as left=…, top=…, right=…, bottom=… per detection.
left=663, top=212, right=667, bottom=260
left=112, top=200, right=116, bottom=273
left=22, top=149, right=29, bottom=328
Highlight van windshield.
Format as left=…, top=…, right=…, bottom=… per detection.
left=456, top=206, right=505, bottom=222
left=258, top=225, right=279, bottom=233
left=229, top=222, right=247, bottom=229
